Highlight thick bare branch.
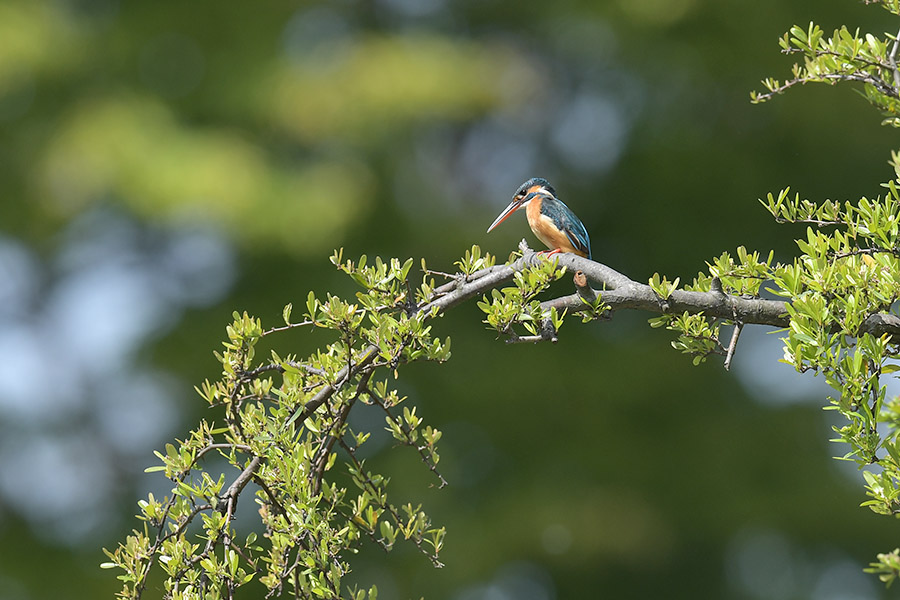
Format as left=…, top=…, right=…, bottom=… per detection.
left=426, top=250, right=900, bottom=338
left=541, top=253, right=791, bottom=326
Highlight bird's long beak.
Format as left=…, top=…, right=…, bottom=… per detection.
left=487, top=199, right=524, bottom=233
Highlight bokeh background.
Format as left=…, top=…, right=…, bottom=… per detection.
left=2, top=0, right=900, bottom=598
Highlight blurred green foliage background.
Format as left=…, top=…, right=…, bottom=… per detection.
left=2, top=0, right=900, bottom=598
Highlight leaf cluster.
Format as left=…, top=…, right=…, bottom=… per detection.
left=763, top=187, right=900, bottom=584
left=477, top=254, right=567, bottom=341
left=657, top=179, right=900, bottom=584
left=640, top=2, right=900, bottom=582
left=102, top=250, right=453, bottom=599
left=477, top=253, right=609, bottom=343
left=752, top=17, right=900, bottom=126
left=648, top=247, right=773, bottom=365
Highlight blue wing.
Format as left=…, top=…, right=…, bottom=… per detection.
left=540, top=198, right=592, bottom=260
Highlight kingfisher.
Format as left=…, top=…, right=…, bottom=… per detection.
left=487, top=177, right=591, bottom=260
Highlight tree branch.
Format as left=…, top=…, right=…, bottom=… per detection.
left=283, top=347, right=378, bottom=430
left=424, top=250, right=900, bottom=338
left=539, top=254, right=790, bottom=327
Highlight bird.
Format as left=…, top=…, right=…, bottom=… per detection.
left=486, top=177, right=591, bottom=260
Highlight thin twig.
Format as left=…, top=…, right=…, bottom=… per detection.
left=889, top=27, right=900, bottom=89
left=262, top=319, right=316, bottom=336
left=336, top=436, right=444, bottom=567
left=239, top=361, right=325, bottom=381
left=723, top=322, right=744, bottom=372
left=503, top=319, right=558, bottom=344
left=367, top=385, right=448, bottom=489
left=832, top=247, right=900, bottom=259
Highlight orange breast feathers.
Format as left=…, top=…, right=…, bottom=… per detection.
left=524, top=197, right=588, bottom=257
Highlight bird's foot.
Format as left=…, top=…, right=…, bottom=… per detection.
left=537, top=249, right=563, bottom=258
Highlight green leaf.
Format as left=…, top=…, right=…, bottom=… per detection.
left=306, top=290, right=317, bottom=322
